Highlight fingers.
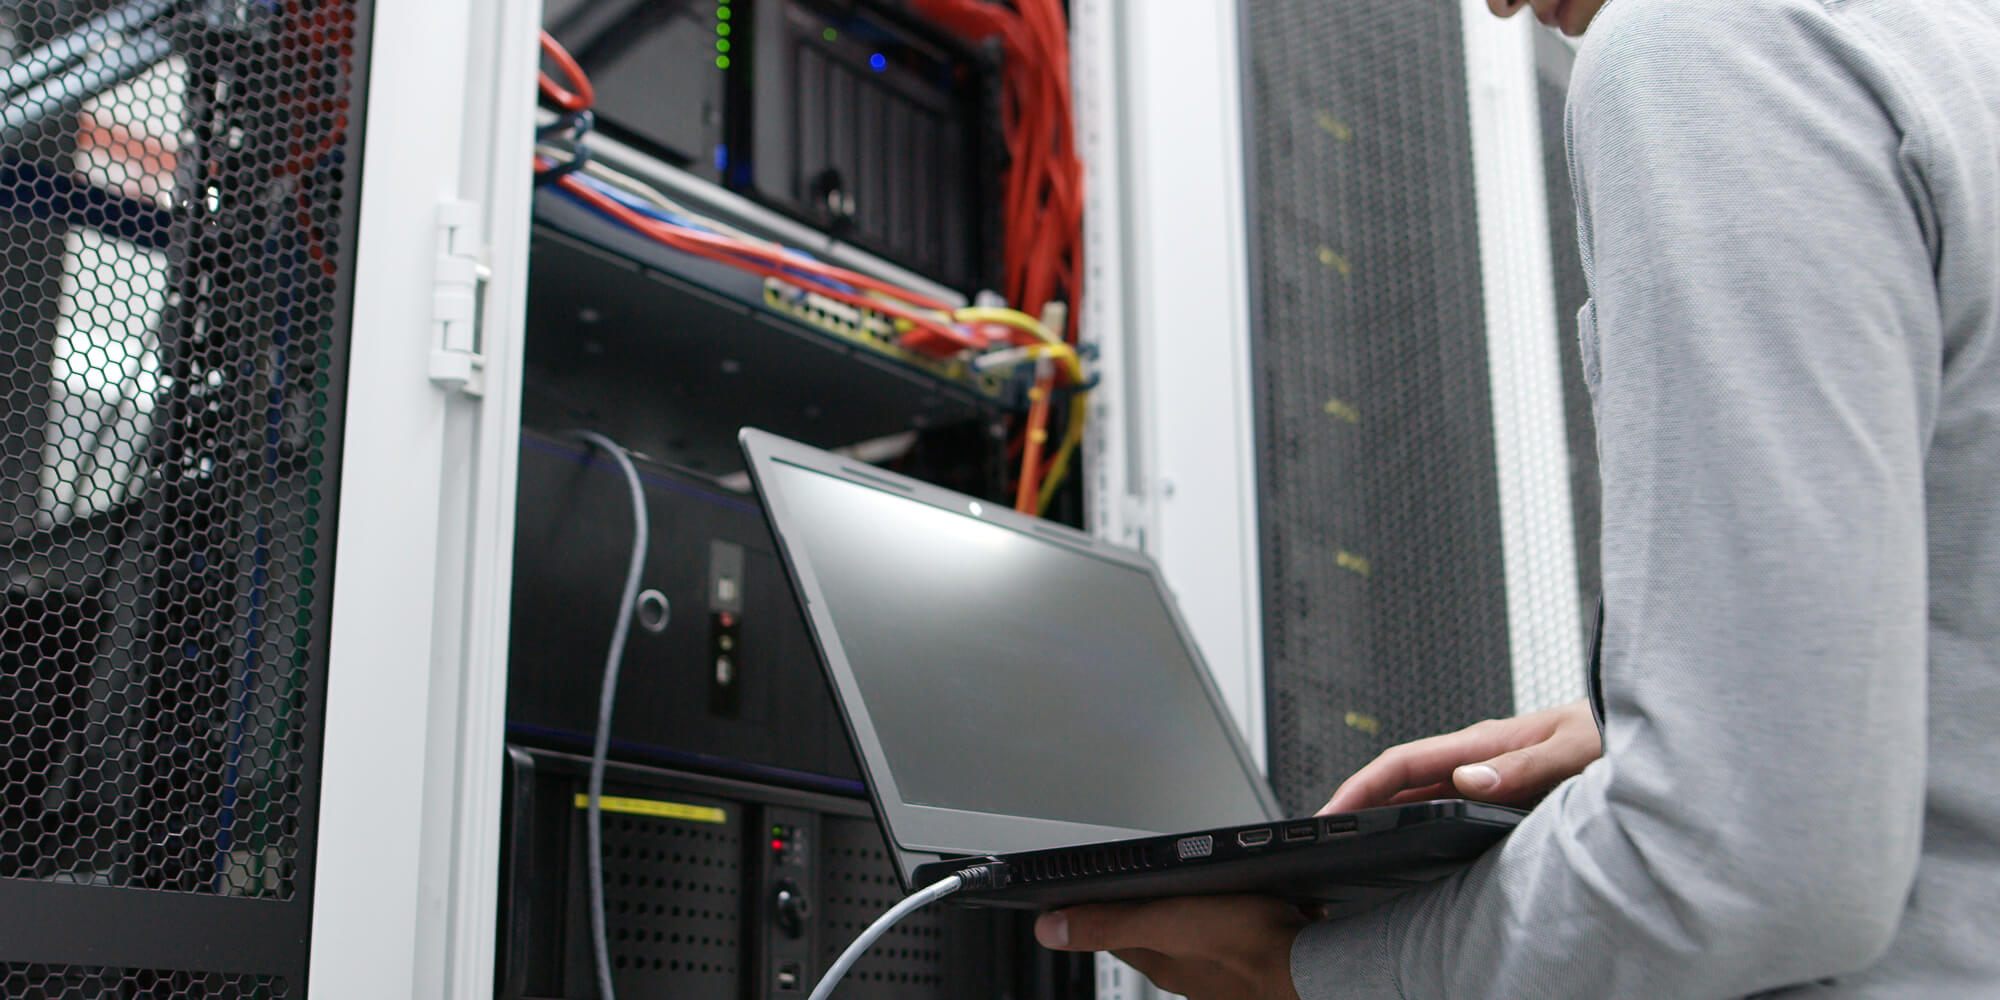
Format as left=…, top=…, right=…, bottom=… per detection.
left=1112, top=951, right=1237, bottom=1000
left=1485, top=0, right=1528, bottom=17
left=1318, top=721, right=1527, bottom=814
left=1451, top=711, right=1602, bottom=805
left=1038, top=900, right=1212, bottom=956
left=1383, top=781, right=1458, bottom=807
left=1035, top=896, right=1301, bottom=958
left=1453, top=745, right=1553, bottom=804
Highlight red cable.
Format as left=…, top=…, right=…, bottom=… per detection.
left=539, top=31, right=596, bottom=113
left=1013, top=371, right=1056, bottom=512
left=549, top=165, right=989, bottom=353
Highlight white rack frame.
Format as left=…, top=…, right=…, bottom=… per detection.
left=307, top=0, right=537, bottom=996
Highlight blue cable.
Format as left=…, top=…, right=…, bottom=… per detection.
left=552, top=172, right=858, bottom=295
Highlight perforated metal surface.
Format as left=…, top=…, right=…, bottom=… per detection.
left=1537, top=36, right=1599, bottom=648
left=0, top=963, right=286, bottom=999
left=0, top=0, right=367, bottom=981
left=570, top=796, right=744, bottom=998
left=1243, top=0, right=1514, bottom=814
left=820, top=816, right=950, bottom=996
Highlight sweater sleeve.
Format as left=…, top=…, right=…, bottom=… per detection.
left=1290, top=1, right=1939, bottom=995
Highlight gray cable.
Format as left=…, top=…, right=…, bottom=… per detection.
left=807, top=874, right=965, bottom=1000
left=567, top=430, right=654, bottom=1000
left=2, top=0, right=174, bottom=98
left=1, top=30, right=172, bottom=149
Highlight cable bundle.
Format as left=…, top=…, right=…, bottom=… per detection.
left=904, top=0, right=1085, bottom=512
left=534, top=27, right=1085, bottom=514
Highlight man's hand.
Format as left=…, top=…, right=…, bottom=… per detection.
left=1034, top=896, right=1307, bottom=1000
left=1319, top=699, right=1601, bottom=814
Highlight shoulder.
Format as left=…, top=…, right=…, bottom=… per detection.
left=1568, top=0, right=1895, bottom=144
left=1572, top=0, right=1852, bottom=102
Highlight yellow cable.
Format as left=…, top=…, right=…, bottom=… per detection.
left=954, top=307, right=1084, bottom=383
left=1036, top=394, right=1089, bottom=514
left=949, top=306, right=1089, bottom=513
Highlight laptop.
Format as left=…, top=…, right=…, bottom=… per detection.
left=739, top=428, right=1523, bottom=911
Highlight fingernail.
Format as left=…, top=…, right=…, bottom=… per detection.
left=1035, top=912, right=1069, bottom=948
left=1456, top=764, right=1501, bottom=793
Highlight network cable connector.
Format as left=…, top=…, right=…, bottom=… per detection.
left=763, top=277, right=900, bottom=343
left=760, top=277, right=1011, bottom=400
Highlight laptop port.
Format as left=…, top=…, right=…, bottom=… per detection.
left=1283, top=822, right=1317, bottom=843
left=1236, top=828, right=1273, bottom=848
left=1324, top=815, right=1359, bottom=836
left=1176, top=834, right=1214, bottom=860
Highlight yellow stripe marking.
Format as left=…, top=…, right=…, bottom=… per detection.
left=574, top=794, right=728, bottom=825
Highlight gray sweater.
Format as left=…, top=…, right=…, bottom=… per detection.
left=1291, top=0, right=2000, bottom=996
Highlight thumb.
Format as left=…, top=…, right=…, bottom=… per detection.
left=1452, top=744, right=1558, bottom=804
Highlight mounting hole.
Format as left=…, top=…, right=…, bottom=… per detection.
left=636, top=590, right=671, bottom=633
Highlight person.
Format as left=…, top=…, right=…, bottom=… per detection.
left=1032, top=0, right=2000, bottom=995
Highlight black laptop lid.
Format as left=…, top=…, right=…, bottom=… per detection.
left=740, top=429, right=1281, bottom=875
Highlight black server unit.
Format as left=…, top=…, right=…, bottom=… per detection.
left=1238, top=1, right=1597, bottom=814
left=499, top=747, right=1087, bottom=1000
left=508, top=429, right=862, bottom=788
left=0, top=0, right=371, bottom=993
left=542, top=0, right=1000, bottom=293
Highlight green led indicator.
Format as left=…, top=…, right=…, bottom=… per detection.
left=822, top=27, right=838, bottom=42
left=716, top=55, right=731, bottom=69
left=717, top=5, right=730, bottom=18
left=716, top=38, right=730, bottom=53
left=717, top=22, right=730, bottom=35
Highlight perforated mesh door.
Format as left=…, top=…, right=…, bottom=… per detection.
left=0, top=964, right=286, bottom=1000
left=1537, top=34, right=1599, bottom=653
left=0, top=0, right=369, bottom=982
left=1242, top=0, right=1515, bottom=814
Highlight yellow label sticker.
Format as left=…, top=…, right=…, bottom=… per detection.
left=1315, top=111, right=1354, bottom=142
left=1316, top=246, right=1352, bottom=276
left=1322, top=398, right=1361, bottom=424
left=574, top=794, right=728, bottom=825
left=1336, top=550, right=1372, bottom=577
left=1344, top=711, right=1382, bottom=736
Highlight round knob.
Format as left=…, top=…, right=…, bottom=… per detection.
left=775, top=879, right=811, bottom=938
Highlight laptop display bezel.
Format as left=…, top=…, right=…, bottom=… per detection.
left=739, top=427, right=1285, bottom=886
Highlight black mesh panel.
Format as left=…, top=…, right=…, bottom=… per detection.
left=820, top=816, right=953, bottom=997
left=1242, top=0, right=1515, bottom=814
left=1, top=0, right=369, bottom=982
left=0, top=964, right=286, bottom=1000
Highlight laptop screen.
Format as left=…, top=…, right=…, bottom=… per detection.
left=762, top=458, right=1272, bottom=835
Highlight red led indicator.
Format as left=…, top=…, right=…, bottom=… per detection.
left=771, top=839, right=785, bottom=852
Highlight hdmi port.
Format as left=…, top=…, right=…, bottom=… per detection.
left=1236, top=828, right=1273, bottom=848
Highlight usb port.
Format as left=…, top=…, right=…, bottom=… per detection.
left=778, top=962, right=801, bottom=991
left=1236, top=828, right=1273, bottom=848
left=1324, top=815, right=1359, bottom=836
left=1283, top=822, right=1317, bottom=843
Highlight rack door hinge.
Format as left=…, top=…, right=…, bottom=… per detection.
left=429, top=198, right=491, bottom=396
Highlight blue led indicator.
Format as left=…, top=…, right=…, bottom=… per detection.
left=714, top=144, right=729, bottom=172
left=869, top=52, right=887, bottom=73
